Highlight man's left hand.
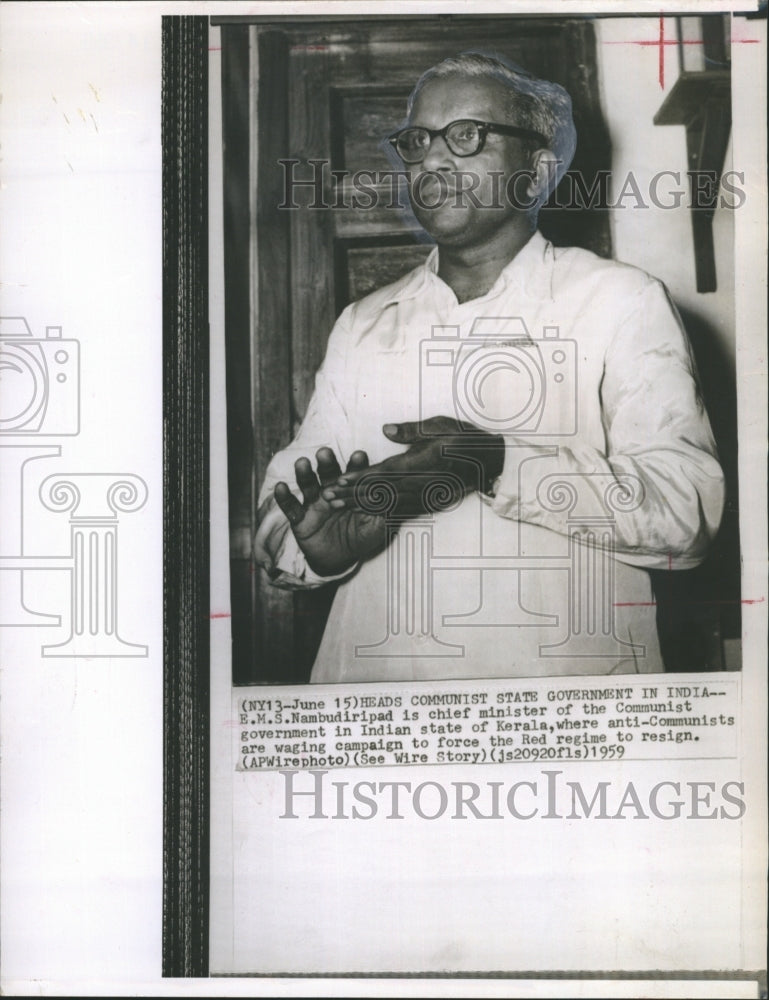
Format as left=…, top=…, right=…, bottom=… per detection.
left=322, top=416, right=505, bottom=519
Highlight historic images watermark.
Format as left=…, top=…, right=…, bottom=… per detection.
left=278, top=160, right=747, bottom=212
left=279, top=768, right=747, bottom=821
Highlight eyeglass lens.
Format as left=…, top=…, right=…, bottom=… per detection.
left=396, top=121, right=482, bottom=162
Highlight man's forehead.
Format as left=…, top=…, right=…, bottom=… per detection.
left=409, top=74, right=515, bottom=123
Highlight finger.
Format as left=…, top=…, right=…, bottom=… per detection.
left=323, top=452, right=369, bottom=500
left=274, top=482, right=306, bottom=526
left=337, top=449, right=408, bottom=486
left=331, top=461, right=376, bottom=491
left=333, top=468, right=400, bottom=499
left=383, top=421, right=420, bottom=444
left=328, top=470, right=410, bottom=509
left=324, top=495, right=354, bottom=510
left=345, top=450, right=369, bottom=473
left=294, top=457, right=321, bottom=506
left=322, top=480, right=356, bottom=502
left=316, top=447, right=343, bottom=487
left=324, top=462, right=389, bottom=501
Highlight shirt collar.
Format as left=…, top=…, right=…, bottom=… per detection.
left=392, top=230, right=554, bottom=306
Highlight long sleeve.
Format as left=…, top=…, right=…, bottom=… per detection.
left=489, top=277, right=725, bottom=570
left=253, top=307, right=358, bottom=589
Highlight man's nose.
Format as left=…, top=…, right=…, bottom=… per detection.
left=420, top=132, right=456, bottom=170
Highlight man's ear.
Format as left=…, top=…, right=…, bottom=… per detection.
left=525, top=149, right=560, bottom=203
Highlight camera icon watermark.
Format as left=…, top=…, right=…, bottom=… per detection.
left=0, top=317, right=79, bottom=435
left=349, top=313, right=650, bottom=669
left=419, top=317, right=577, bottom=436
left=0, top=315, right=148, bottom=656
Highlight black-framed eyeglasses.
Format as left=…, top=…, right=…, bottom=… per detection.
left=388, top=118, right=549, bottom=164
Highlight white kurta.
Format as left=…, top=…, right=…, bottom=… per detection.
left=255, top=232, right=724, bottom=683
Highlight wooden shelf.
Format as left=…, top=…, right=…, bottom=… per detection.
left=654, top=70, right=731, bottom=127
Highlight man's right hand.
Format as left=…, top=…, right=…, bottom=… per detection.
left=274, top=447, right=387, bottom=578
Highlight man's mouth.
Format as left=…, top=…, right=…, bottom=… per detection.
left=409, top=171, right=460, bottom=210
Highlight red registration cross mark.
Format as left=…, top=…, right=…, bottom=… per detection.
left=603, top=15, right=760, bottom=89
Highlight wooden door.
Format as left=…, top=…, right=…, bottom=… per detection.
left=219, top=16, right=611, bottom=684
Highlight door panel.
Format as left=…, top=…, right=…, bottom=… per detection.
left=221, top=17, right=611, bottom=684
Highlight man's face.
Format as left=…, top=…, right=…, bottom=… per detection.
left=404, top=74, right=535, bottom=248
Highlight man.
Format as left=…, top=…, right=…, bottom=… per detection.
left=254, top=52, right=724, bottom=683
